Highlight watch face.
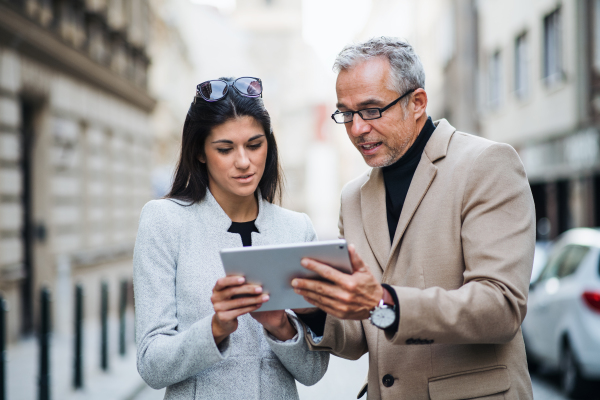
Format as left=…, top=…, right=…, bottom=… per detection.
left=370, top=307, right=395, bottom=329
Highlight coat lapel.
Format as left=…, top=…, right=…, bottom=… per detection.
left=360, top=168, right=390, bottom=272
left=386, top=157, right=437, bottom=268
left=384, top=119, right=456, bottom=270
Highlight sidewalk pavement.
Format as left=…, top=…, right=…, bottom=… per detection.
left=132, top=354, right=369, bottom=400
left=7, top=303, right=368, bottom=400
left=7, top=311, right=148, bottom=400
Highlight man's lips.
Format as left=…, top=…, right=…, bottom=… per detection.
left=357, top=141, right=383, bottom=155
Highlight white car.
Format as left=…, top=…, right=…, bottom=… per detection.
left=523, top=228, right=600, bottom=398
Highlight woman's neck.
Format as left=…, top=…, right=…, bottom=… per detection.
left=210, top=185, right=258, bottom=223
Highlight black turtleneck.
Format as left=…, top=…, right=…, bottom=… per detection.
left=383, top=117, right=436, bottom=244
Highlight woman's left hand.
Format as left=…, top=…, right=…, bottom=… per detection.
left=251, top=310, right=297, bottom=341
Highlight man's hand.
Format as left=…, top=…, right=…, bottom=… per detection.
left=291, top=244, right=384, bottom=320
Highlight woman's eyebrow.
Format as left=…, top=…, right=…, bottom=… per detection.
left=211, top=139, right=233, bottom=144
left=247, top=134, right=265, bottom=142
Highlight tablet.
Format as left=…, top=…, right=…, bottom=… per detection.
left=220, top=239, right=352, bottom=312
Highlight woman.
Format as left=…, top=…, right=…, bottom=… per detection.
left=133, top=77, right=329, bottom=399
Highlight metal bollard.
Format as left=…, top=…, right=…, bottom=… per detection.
left=119, top=280, right=127, bottom=356
left=100, top=282, right=108, bottom=371
left=1, top=294, right=6, bottom=400
left=73, top=285, right=84, bottom=389
left=39, top=287, right=51, bottom=400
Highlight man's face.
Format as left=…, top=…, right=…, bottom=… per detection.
left=335, top=57, right=420, bottom=167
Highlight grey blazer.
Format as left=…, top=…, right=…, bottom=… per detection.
left=133, top=190, right=329, bottom=399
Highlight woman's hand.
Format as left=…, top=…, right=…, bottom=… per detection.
left=251, top=310, right=297, bottom=341
left=211, top=276, right=269, bottom=345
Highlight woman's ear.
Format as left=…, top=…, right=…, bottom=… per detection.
left=198, top=154, right=206, bottom=163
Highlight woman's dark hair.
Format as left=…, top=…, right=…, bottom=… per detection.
left=166, top=77, right=283, bottom=204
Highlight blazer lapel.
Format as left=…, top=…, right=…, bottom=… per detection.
left=385, top=119, right=456, bottom=270
left=386, top=157, right=437, bottom=268
left=360, top=168, right=390, bottom=272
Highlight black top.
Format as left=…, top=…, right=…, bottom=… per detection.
left=228, top=220, right=259, bottom=247
left=297, top=117, right=436, bottom=335
left=383, top=117, right=436, bottom=243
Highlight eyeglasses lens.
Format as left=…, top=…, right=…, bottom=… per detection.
left=200, top=80, right=228, bottom=101
left=235, top=78, right=262, bottom=96
left=360, top=109, right=381, bottom=120
left=335, top=113, right=350, bottom=123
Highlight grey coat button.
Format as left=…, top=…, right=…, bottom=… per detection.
left=382, top=374, right=394, bottom=387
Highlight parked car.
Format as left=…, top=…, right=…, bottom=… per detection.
left=531, top=240, right=552, bottom=283
left=523, top=228, right=600, bottom=398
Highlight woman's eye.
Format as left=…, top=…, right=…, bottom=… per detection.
left=248, top=143, right=263, bottom=150
left=217, top=148, right=232, bottom=154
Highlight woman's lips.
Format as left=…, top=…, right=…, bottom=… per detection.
left=359, top=142, right=382, bottom=155
left=233, top=173, right=255, bottom=183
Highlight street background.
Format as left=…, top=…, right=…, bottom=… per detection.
left=0, top=0, right=599, bottom=399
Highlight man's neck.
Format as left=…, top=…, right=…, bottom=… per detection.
left=388, top=113, right=430, bottom=165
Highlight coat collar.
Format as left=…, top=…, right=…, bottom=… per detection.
left=199, top=188, right=273, bottom=236
left=360, top=118, right=456, bottom=272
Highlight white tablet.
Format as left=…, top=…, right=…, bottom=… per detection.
left=220, top=239, right=352, bottom=312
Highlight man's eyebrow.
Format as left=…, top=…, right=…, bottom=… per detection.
left=356, top=98, right=385, bottom=108
left=336, top=98, right=385, bottom=110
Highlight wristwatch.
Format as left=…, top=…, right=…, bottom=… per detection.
left=369, top=297, right=396, bottom=330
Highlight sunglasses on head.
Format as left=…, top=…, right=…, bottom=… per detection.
left=194, top=77, right=263, bottom=104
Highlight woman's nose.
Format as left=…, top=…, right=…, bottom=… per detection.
left=234, top=149, right=250, bottom=169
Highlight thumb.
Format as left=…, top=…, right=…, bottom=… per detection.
left=348, top=244, right=368, bottom=273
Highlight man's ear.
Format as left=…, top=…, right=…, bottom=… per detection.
left=411, top=88, right=428, bottom=120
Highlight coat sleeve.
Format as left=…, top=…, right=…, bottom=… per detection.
left=302, top=194, right=369, bottom=360
left=386, top=143, right=535, bottom=345
left=133, top=201, right=231, bottom=389
left=265, top=312, right=329, bottom=386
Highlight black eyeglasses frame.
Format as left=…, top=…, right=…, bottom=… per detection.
left=194, top=77, right=263, bottom=104
left=331, top=88, right=416, bottom=124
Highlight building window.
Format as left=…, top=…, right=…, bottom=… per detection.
left=594, top=0, right=600, bottom=73
left=543, top=8, right=563, bottom=85
left=514, top=32, right=528, bottom=99
left=489, top=50, right=502, bottom=109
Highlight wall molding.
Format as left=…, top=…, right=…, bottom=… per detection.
left=0, top=3, right=156, bottom=113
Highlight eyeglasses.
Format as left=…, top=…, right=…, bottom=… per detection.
left=194, top=77, right=263, bottom=104
left=331, top=88, right=416, bottom=124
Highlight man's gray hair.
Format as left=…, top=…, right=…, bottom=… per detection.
left=333, top=37, right=425, bottom=107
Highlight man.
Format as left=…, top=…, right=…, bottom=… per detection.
left=292, top=37, right=535, bottom=399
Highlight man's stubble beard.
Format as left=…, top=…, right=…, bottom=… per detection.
left=360, top=135, right=412, bottom=168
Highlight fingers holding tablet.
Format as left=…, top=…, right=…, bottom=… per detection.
left=211, top=275, right=270, bottom=345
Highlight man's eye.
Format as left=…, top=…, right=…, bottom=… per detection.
left=217, top=148, right=232, bottom=154
left=363, top=109, right=380, bottom=117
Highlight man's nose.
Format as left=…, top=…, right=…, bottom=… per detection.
left=348, top=113, right=371, bottom=137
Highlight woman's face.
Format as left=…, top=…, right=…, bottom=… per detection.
left=201, top=116, right=268, bottom=201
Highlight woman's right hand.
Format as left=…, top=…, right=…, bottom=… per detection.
left=211, top=276, right=269, bottom=345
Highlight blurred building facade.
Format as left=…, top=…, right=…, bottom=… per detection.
left=359, top=0, right=600, bottom=239
left=477, top=0, right=600, bottom=239
left=0, top=0, right=154, bottom=343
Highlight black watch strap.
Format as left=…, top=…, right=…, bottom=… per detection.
left=381, top=284, right=400, bottom=333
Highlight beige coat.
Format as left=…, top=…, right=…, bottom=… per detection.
left=306, top=119, right=535, bottom=400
